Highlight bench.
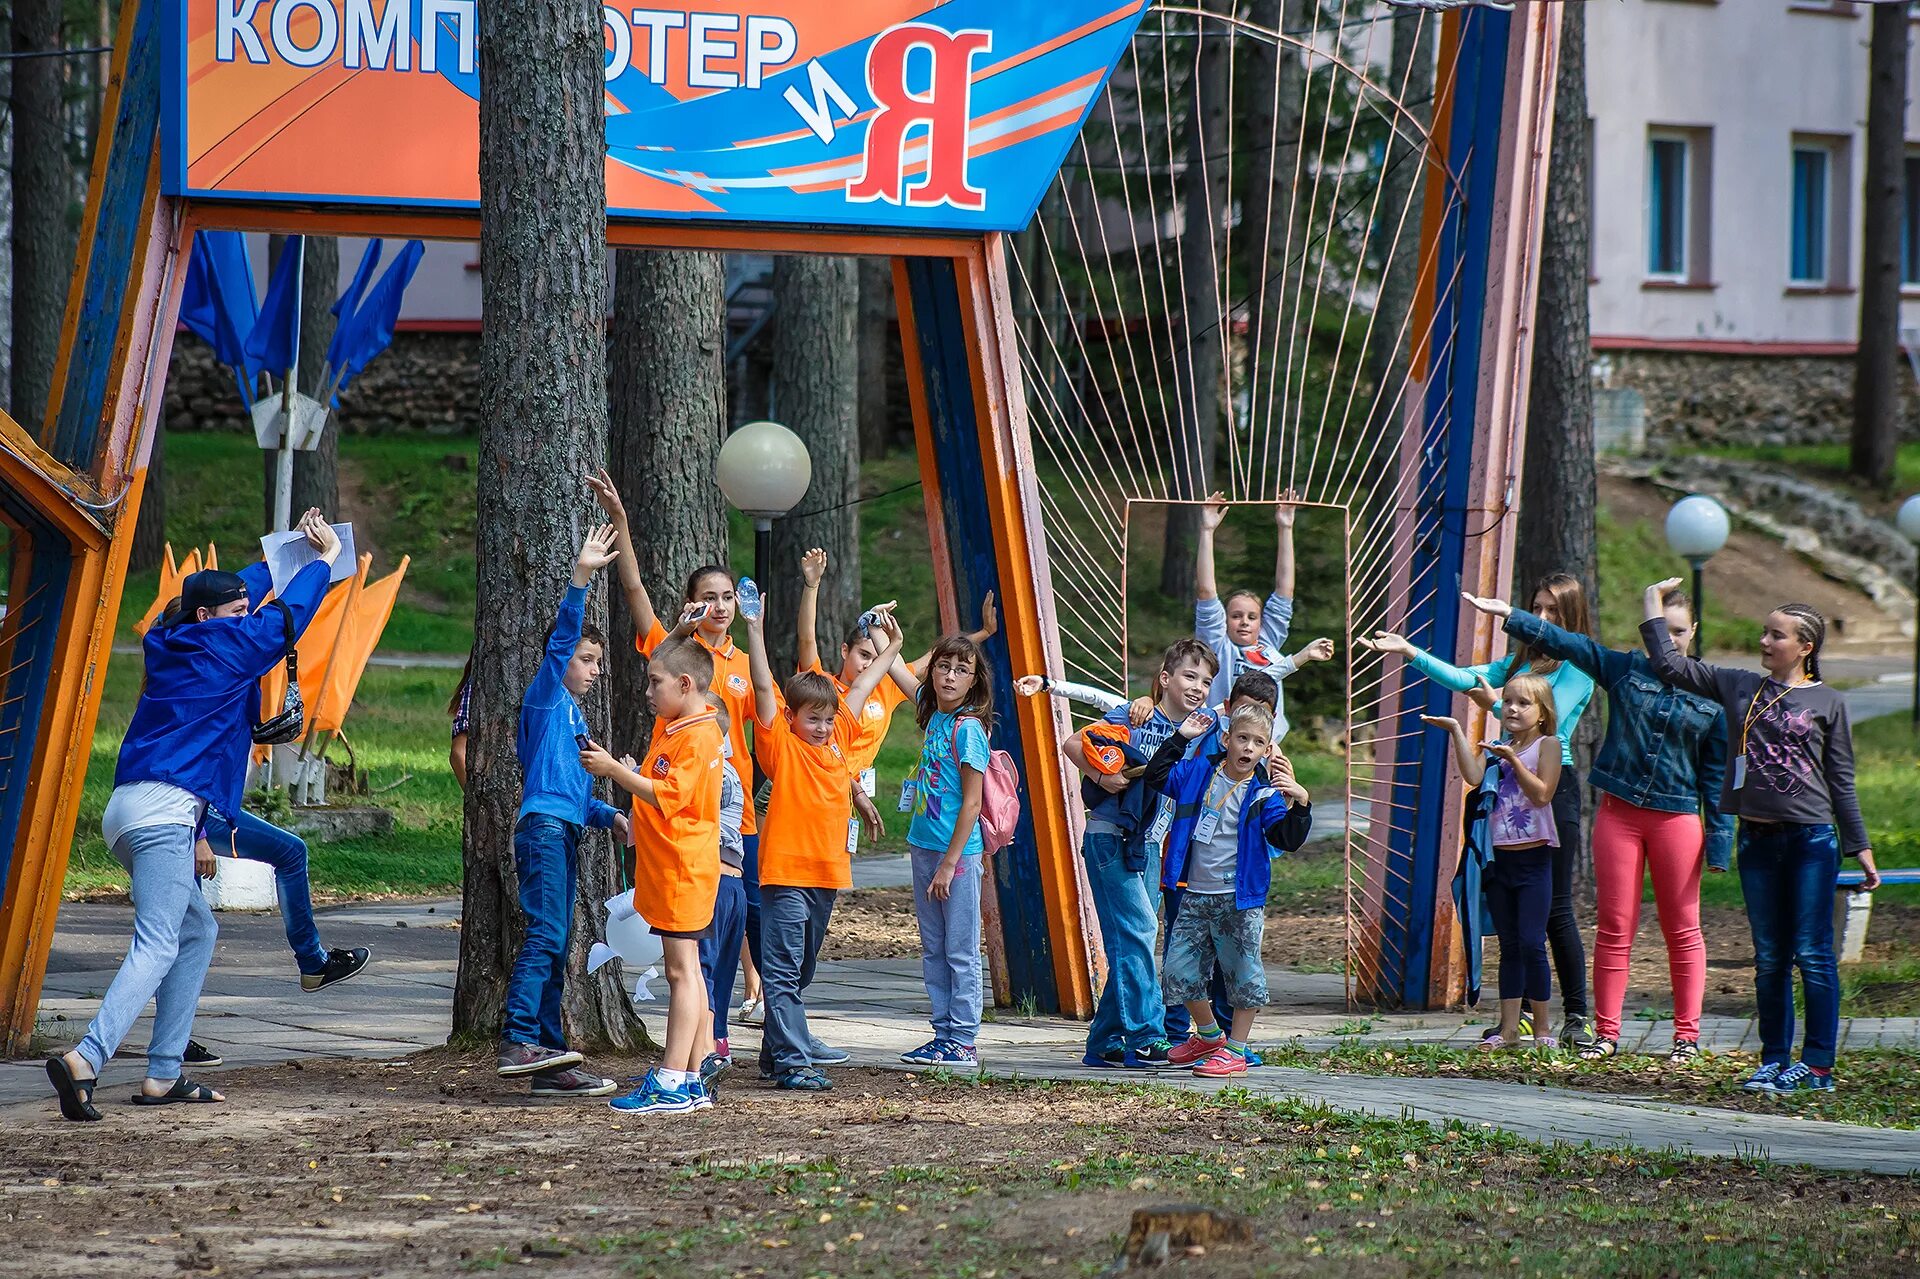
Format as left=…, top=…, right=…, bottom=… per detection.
left=1834, top=869, right=1920, bottom=963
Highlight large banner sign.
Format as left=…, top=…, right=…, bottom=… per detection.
left=166, top=0, right=1148, bottom=232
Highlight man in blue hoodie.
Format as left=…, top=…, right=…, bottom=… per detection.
left=47, top=510, right=342, bottom=1121
left=495, top=524, right=631, bottom=1099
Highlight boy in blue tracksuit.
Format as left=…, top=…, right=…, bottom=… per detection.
left=496, top=525, right=631, bottom=1098
left=48, top=511, right=340, bottom=1121
left=1144, top=702, right=1313, bottom=1078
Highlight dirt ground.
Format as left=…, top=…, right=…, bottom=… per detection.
left=5, top=1053, right=1915, bottom=1279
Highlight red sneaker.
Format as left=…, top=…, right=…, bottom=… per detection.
left=1193, top=1047, right=1248, bottom=1078
left=1169, top=1034, right=1226, bottom=1067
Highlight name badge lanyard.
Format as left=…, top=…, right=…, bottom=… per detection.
left=1733, top=678, right=1804, bottom=790
left=1192, top=770, right=1249, bottom=844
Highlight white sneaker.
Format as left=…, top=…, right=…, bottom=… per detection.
left=738, top=996, right=763, bottom=1026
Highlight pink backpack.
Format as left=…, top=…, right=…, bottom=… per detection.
left=951, top=716, right=1022, bottom=854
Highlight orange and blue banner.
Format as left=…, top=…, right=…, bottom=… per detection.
left=164, top=0, right=1148, bottom=232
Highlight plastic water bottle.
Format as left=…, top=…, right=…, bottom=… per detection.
left=736, top=576, right=763, bottom=622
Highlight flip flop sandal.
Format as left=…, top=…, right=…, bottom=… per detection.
left=1579, top=1038, right=1619, bottom=1061
left=46, top=1056, right=101, bottom=1122
left=131, top=1077, right=223, bottom=1106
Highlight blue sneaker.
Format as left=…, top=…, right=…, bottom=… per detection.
left=1243, top=1048, right=1264, bottom=1068
left=924, top=1041, right=978, bottom=1068
left=1766, top=1062, right=1834, bottom=1095
left=686, top=1080, right=714, bottom=1110
left=609, top=1070, right=698, bottom=1115
left=735, top=577, right=763, bottom=621
left=1740, top=1062, right=1786, bottom=1093
left=1081, top=1048, right=1127, bottom=1068
left=900, top=1039, right=945, bottom=1065
left=1125, top=1040, right=1175, bottom=1069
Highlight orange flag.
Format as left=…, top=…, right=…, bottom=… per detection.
left=310, top=556, right=409, bottom=736
left=255, top=554, right=369, bottom=757
left=135, top=545, right=200, bottom=637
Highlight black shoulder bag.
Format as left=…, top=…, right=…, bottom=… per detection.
left=251, top=600, right=306, bottom=746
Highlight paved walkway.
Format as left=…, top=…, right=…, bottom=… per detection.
left=9, top=888, right=1920, bottom=1174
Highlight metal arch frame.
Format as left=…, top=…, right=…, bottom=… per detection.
left=0, top=1, right=1555, bottom=1050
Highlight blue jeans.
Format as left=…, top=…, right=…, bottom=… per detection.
left=700, top=874, right=749, bottom=1044
left=1740, top=823, right=1841, bottom=1068
left=741, top=833, right=763, bottom=975
left=759, top=885, right=837, bottom=1073
left=910, top=844, right=984, bottom=1046
left=503, top=814, right=579, bottom=1049
left=1082, top=831, right=1163, bottom=1054
left=1161, top=885, right=1233, bottom=1038
left=203, top=808, right=327, bottom=975
left=77, top=823, right=218, bottom=1081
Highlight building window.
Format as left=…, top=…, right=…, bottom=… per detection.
left=1788, top=133, right=1851, bottom=290
left=1903, top=152, right=1920, bottom=287
left=1790, top=147, right=1830, bottom=284
left=1648, top=135, right=1690, bottom=278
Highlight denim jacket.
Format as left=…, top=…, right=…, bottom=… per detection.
left=1504, top=610, right=1734, bottom=870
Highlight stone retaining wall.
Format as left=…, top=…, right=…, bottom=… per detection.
left=164, top=331, right=484, bottom=435
left=1596, top=348, right=1920, bottom=451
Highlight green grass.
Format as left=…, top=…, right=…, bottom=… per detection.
left=1257, top=1041, right=1920, bottom=1132
left=1699, top=440, right=1920, bottom=495
left=1593, top=504, right=1748, bottom=653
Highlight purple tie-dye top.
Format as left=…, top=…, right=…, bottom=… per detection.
left=1489, top=735, right=1558, bottom=850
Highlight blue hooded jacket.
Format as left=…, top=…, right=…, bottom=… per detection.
left=517, top=584, right=619, bottom=831
left=1143, top=730, right=1313, bottom=911
left=116, top=557, right=332, bottom=823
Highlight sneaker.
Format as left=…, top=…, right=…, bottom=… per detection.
left=1126, top=1040, right=1175, bottom=1069
left=1080, top=1048, right=1127, bottom=1069
left=1561, top=1015, right=1598, bottom=1050
left=609, top=1070, right=698, bottom=1114
left=924, top=1041, right=978, bottom=1068
left=1766, top=1062, right=1834, bottom=1095
left=1243, top=1048, right=1264, bottom=1068
left=529, top=1067, right=617, bottom=1098
left=738, top=996, right=764, bottom=1026
left=686, top=1080, right=714, bottom=1111
left=806, top=1038, right=851, bottom=1066
left=1168, top=1034, right=1227, bottom=1067
left=183, top=1039, right=223, bottom=1067
left=1193, top=1047, right=1248, bottom=1078
left=497, top=1042, right=584, bottom=1077
left=900, top=1039, right=945, bottom=1065
left=301, top=946, right=373, bottom=993
left=776, top=1066, right=834, bottom=1092
left=1480, top=1011, right=1532, bottom=1043
left=1740, top=1062, right=1786, bottom=1093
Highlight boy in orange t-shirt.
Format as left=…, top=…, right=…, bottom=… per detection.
left=583, top=638, right=722, bottom=1116
left=744, top=590, right=906, bottom=1091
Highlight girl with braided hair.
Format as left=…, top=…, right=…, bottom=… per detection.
left=1639, top=584, right=1880, bottom=1096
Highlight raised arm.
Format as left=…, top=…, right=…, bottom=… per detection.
left=587, top=469, right=657, bottom=642
left=796, top=547, right=826, bottom=673
left=1144, top=710, right=1216, bottom=794
left=1638, top=578, right=1723, bottom=701
left=1487, top=598, right=1627, bottom=687
left=846, top=610, right=907, bottom=711
left=1195, top=492, right=1228, bottom=602
left=741, top=600, right=780, bottom=730
left=1361, top=630, right=1504, bottom=695
left=1272, top=496, right=1298, bottom=602
left=907, top=591, right=998, bottom=679
left=1013, top=674, right=1126, bottom=715
left=1420, top=714, right=1486, bottom=786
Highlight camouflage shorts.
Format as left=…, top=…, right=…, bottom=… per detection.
left=1162, top=892, right=1268, bottom=1008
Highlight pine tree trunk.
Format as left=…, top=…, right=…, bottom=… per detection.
left=260, top=236, right=342, bottom=525
left=460, top=0, right=642, bottom=1052
left=130, top=405, right=167, bottom=572
left=1237, top=0, right=1309, bottom=456
left=1161, top=24, right=1231, bottom=600
left=9, top=0, right=66, bottom=429
left=0, top=6, right=14, bottom=404
left=1367, top=9, right=1435, bottom=418
left=769, top=255, right=860, bottom=676
left=1854, top=2, right=1908, bottom=492
left=856, top=256, right=896, bottom=459
left=608, top=248, right=729, bottom=752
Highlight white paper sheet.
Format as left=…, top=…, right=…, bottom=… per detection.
left=259, top=524, right=357, bottom=597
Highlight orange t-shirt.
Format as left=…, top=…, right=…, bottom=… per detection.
left=639, top=618, right=757, bottom=836
left=754, top=700, right=858, bottom=890
left=803, top=659, right=910, bottom=775
left=629, top=709, right=724, bottom=933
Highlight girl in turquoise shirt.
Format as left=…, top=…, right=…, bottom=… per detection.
left=1359, top=573, right=1599, bottom=1049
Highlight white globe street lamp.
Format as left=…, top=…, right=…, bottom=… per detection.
left=1897, top=493, right=1920, bottom=727
left=715, top=420, right=813, bottom=594
left=1665, top=494, right=1730, bottom=656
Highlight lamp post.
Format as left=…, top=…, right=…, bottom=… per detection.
left=1665, top=494, right=1731, bottom=656
left=1898, top=494, right=1920, bottom=728
left=715, top=420, right=813, bottom=592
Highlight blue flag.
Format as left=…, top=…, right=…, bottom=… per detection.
left=325, top=239, right=384, bottom=374
left=180, top=231, right=263, bottom=401
left=245, top=235, right=305, bottom=375
left=333, top=239, right=425, bottom=391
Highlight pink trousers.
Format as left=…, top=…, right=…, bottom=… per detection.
left=1590, top=793, right=1706, bottom=1042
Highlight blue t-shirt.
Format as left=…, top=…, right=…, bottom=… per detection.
left=1084, top=704, right=1180, bottom=833
left=908, top=710, right=992, bottom=857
